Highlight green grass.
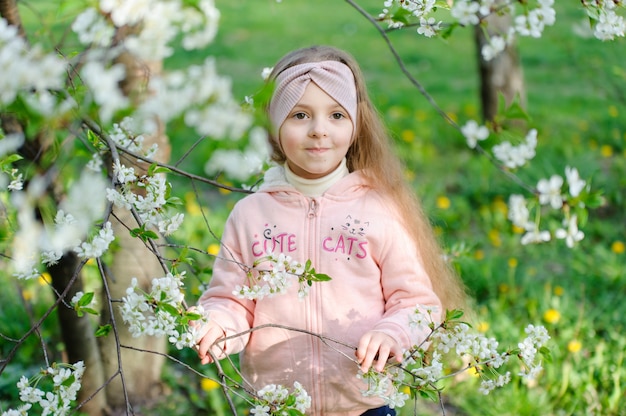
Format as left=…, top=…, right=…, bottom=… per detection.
left=3, top=0, right=625, bottom=415
left=165, top=1, right=626, bottom=415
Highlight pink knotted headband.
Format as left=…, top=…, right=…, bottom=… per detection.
left=269, top=60, right=357, bottom=134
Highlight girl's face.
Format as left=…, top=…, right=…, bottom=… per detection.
left=278, top=82, right=354, bottom=179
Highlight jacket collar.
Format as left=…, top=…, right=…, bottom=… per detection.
left=258, top=165, right=370, bottom=199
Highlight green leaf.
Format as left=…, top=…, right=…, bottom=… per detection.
left=445, top=309, right=464, bottom=321
left=391, top=7, right=412, bottom=26
left=130, top=226, right=159, bottom=242
left=0, top=154, right=24, bottom=169
left=285, top=394, right=296, bottom=406
left=95, top=324, right=112, bottom=337
left=186, top=311, right=203, bottom=321
left=312, top=273, right=332, bottom=282
left=166, top=196, right=183, bottom=206
left=87, top=129, right=100, bottom=147
left=77, top=292, right=95, bottom=307
left=81, top=307, right=100, bottom=316
left=417, top=388, right=439, bottom=402
left=159, top=302, right=180, bottom=317
left=540, top=346, right=553, bottom=363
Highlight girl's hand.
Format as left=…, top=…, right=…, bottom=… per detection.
left=190, top=313, right=227, bottom=365
left=356, top=331, right=403, bottom=373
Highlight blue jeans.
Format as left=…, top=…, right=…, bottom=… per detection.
left=360, top=406, right=396, bottom=416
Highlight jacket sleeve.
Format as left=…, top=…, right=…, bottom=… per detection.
left=371, top=209, right=443, bottom=350
left=197, top=207, right=255, bottom=356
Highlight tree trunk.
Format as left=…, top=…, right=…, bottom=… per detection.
left=0, top=0, right=26, bottom=38
left=474, top=11, right=525, bottom=122
left=49, top=254, right=107, bottom=416
left=98, top=53, right=172, bottom=413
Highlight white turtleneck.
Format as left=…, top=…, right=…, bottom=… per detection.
left=284, top=158, right=349, bottom=197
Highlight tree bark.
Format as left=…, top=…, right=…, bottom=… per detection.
left=49, top=254, right=107, bottom=416
left=474, top=11, right=525, bottom=122
left=0, top=0, right=26, bottom=38
left=98, top=53, right=172, bottom=412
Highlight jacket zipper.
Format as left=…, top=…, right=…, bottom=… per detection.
left=308, top=198, right=318, bottom=219
left=306, top=197, right=322, bottom=411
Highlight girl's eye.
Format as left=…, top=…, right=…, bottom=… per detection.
left=331, top=112, right=345, bottom=120
left=293, top=112, right=307, bottom=120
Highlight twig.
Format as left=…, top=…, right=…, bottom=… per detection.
left=343, top=0, right=536, bottom=194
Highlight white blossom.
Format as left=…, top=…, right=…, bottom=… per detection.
left=461, top=120, right=489, bottom=149
left=593, top=2, right=626, bottom=40
left=0, top=133, right=24, bottom=158
left=493, top=128, right=537, bottom=169
left=537, top=174, right=564, bottom=209
left=507, top=194, right=533, bottom=230
left=520, top=227, right=551, bottom=245
left=417, top=17, right=442, bottom=38
left=0, top=18, right=66, bottom=107
left=481, top=35, right=506, bottom=61
left=565, top=166, right=586, bottom=197
left=451, top=0, right=481, bottom=26
left=232, top=253, right=309, bottom=300
left=74, top=222, right=115, bottom=259
left=72, top=8, right=114, bottom=47
left=555, top=215, right=584, bottom=247
left=80, top=60, right=129, bottom=122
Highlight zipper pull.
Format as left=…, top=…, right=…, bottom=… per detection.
left=308, top=198, right=318, bottom=219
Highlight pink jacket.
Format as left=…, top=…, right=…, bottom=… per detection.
left=198, top=166, right=441, bottom=415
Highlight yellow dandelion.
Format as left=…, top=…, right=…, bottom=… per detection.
left=207, top=243, right=220, bottom=256
left=543, top=309, right=561, bottom=324
left=218, top=187, right=232, bottom=195
left=22, top=289, right=33, bottom=302
left=184, top=193, right=202, bottom=216
left=608, top=105, right=619, bottom=118
left=433, top=225, right=443, bottom=236
left=567, top=339, right=582, bottom=354
left=463, top=103, right=478, bottom=118
left=492, top=197, right=508, bottom=215
left=554, top=286, right=564, bottom=297
left=512, top=224, right=525, bottom=234
left=507, top=257, right=518, bottom=268
left=612, top=128, right=621, bottom=141
left=498, top=283, right=509, bottom=294
left=446, top=112, right=458, bottom=123
left=474, top=249, right=485, bottom=260
left=477, top=321, right=490, bottom=333
left=488, top=229, right=501, bottom=247
left=200, top=378, right=220, bottom=392
left=611, top=240, right=625, bottom=254
left=401, top=385, right=411, bottom=395
left=401, top=130, right=415, bottom=143
left=39, top=273, right=51, bottom=286
left=436, top=195, right=451, bottom=210
left=600, top=145, right=613, bottom=158
left=415, top=109, right=428, bottom=122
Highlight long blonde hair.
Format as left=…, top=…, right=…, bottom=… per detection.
left=267, top=45, right=468, bottom=314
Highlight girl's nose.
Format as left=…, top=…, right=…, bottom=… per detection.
left=309, top=118, right=328, bottom=138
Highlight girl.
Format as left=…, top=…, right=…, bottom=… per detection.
left=196, top=45, right=467, bottom=415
